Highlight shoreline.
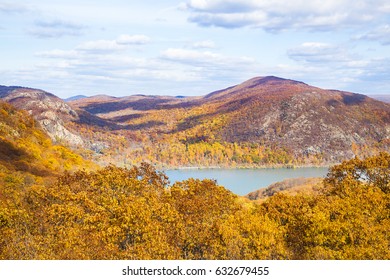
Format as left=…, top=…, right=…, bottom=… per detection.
left=160, top=163, right=333, bottom=171
left=162, top=165, right=330, bottom=196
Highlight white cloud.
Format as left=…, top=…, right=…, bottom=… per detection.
left=356, top=25, right=390, bottom=45
left=159, top=47, right=260, bottom=87
left=189, top=11, right=268, bottom=29
left=183, top=0, right=390, bottom=31
left=29, top=19, right=85, bottom=38
left=36, top=49, right=81, bottom=59
left=75, top=34, right=151, bottom=53
left=184, top=0, right=259, bottom=13
left=160, top=47, right=257, bottom=76
left=77, top=40, right=125, bottom=52
left=116, top=34, right=151, bottom=45
left=287, top=42, right=352, bottom=63
left=0, top=2, right=29, bottom=14
left=32, top=45, right=205, bottom=87
left=25, top=37, right=261, bottom=97
left=191, top=40, right=216, bottom=49
left=35, top=19, right=83, bottom=29
left=162, top=48, right=222, bottom=62
left=282, top=40, right=390, bottom=94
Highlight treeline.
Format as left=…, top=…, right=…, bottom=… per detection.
left=124, top=141, right=300, bottom=168
left=1, top=153, right=389, bottom=259
left=69, top=118, right=386, bottom=169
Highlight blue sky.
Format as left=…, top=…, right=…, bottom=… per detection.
left=1, top=0, right=390, bottom=98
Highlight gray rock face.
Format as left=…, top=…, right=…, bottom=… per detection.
left=40, top=118, right=84, bottom=146
left=2, top=88, right=84, bottom=146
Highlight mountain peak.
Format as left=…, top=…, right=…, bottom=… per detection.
left=205, top=76, right=309, bottom=99
left=245, top=76, right=307, bottom=86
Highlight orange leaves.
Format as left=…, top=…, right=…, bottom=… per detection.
left=1, top=153, right=390, bottom=260
left=257, top=153, right=390, bottom=259
left=325, top=152, right=390, bottom=194
left=167, top=178, right=240, bottom=259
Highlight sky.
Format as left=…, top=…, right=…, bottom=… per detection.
left=1, top=0, right=390, bottom=98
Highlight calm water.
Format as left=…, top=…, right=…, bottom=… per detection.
left=164, top=168, right=329, bottom=196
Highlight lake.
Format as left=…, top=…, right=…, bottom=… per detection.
left=164, top=167, right=329, bottom=196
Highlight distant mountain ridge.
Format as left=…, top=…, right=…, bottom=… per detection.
left=64, top=95, right=88, bottom=102
left=370, top=95, right=390, bottom=103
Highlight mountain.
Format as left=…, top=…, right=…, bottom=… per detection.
left=0, top=100, right=93, bottom=178
left=199, top=76, right=390, bottom=160
left=71, top=76, right=390, bottom=164
left=0, top=85, right=85, bottom=146
left=68, top=94, right=198, bottom=121
left=0, top=86, right=119, bottom=148
left=369, top=95, right=390, bottom=103
left=2, top=77, right=390, bottom=167
left=64, top=95, right=88, bottom=102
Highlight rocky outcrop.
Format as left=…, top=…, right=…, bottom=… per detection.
left=1, top=87, right=84, bottom=146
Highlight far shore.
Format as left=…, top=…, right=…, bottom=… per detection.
left=159, top=163, right=333, bottom=171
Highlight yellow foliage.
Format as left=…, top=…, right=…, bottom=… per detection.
left=1, top=153, right=390, bottom=260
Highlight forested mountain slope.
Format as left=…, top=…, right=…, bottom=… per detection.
left=200, top=76, right=390, bottom=161
left=2, top=76, right=390, bottom=167
left=70, top=76, right=390, bottom=166
left=0, top=101, right=93, bottom=177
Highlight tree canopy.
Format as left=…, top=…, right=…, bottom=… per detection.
left=1, top=153, right=389, bottom=259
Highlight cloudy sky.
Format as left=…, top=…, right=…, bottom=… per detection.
left=1, top=0, right=390, bottom=98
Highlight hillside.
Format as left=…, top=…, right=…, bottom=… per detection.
left=2, top=76, right=390, bottom=167
left=69, top=76, right=390, bottom=167
left=0, top=85, right=84, bottom=146
left=0, top=100, right=94, bottom=180
left=0, top=85, right=119, bottom=155
left=201, top=76, right=390, bottom=161
left=246, top=177, right=323, bottom=202
left=69, top=94, right=200, bottom=124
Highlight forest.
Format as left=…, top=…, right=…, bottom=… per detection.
left=1, top=153, right=389, bottom=259
left=0, top=100, right=389, bottom=259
